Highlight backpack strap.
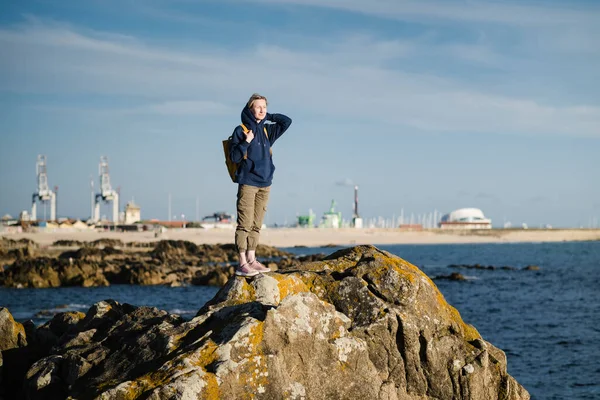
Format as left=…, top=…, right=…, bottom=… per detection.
left=240, top=123, right=268, bottom=138
left=239, top=124, right=272, bottom=157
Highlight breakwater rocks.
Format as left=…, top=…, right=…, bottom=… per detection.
left=448, top=263, right=540, bottom=271
left=0, top=239, right=324, bottom=288
left=430, top=263, right=541, bottom=281
left=0, top=245, right=529, bottom=399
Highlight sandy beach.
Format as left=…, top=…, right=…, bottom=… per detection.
left=2, top=228, right=599, bottom=248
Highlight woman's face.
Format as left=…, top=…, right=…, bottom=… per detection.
left=250, top=99, right=267, bottom=122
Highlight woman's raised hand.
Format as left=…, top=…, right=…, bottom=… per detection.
left=244, top=129, right=254, bottom=143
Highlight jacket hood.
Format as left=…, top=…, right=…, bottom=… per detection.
left=240, top=106, right=265, bottom=131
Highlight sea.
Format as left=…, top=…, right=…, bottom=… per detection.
left=1, top=241, right=599, bottom=400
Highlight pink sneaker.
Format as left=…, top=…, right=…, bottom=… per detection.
left=235, top=263, right=259, bottom=277
left=248, top=259, right=271, bottom=273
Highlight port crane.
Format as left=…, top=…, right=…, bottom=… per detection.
left=93, top=156, right=119, bottom=223
left=31, top=155, right=56, bottom=221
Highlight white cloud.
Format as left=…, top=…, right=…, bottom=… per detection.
left=0, top=18, right=598, bottom=137
left=245, top=0, right=600, bottom=26
left=29, top=100, right=233, bottom=117
left=336, top=178, right=355, bottom=187
left=128, top=101, right=233, bottom=116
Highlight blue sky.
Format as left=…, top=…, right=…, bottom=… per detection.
left=0, top=0, right=599, bottom=228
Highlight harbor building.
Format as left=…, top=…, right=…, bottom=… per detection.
left=439, top=208, right=492, bottom=230
left=124, top=201, right=141, bottom=225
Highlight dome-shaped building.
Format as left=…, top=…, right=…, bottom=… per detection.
left=439, top=208, right=492, bottom=229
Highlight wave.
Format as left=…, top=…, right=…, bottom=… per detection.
left=169, top=309, right=196, bottom=315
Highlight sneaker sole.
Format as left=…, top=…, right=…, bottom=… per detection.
left=235, top=270, right=259, bottom=277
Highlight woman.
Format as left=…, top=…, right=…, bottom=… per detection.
left=229, top=93, right=292, bottom=276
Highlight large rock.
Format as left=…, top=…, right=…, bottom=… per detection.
left=0, top=257, right=110, bottom=288
left=0, top=307, right=27, bottom=351
left=7, top=245, right=528, bottom=399
left=0, top=307, right=28, bottom=397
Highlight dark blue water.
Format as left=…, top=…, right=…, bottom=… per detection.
left=1, top=241, right=599, bottom=400
left=0, top=285, right=220, bottom=325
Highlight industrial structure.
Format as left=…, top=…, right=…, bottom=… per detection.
left=320, top=200, right=342, bottom=228
left=31, top=155, right=57, bottom=221
left=352, top=185, right=363, bottom=228
left=93, top=156, right=119, bottom=223
left=439, top=208, right=492, bottom=229
left=297, top=209, right=315, bottom=228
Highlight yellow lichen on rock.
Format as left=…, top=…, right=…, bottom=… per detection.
left=446, top=304, right=481, bottom=342
left=377, top=253, right=481, bottom=343
left=227, top=321, right=269, bottom=399
left=212, top=277, right=258, bottom=308
left=196, top=339, right=220, bottom=368
left=234, top=278, right=258, bottom=303
left=292, top=273, right=333, bottom=302
left=198, top=372, right=220, bottom=400
left=126, top=352, right=216, bottom=399
left=287, top=246, right=482, bottom=346
left=96, top=380, right=143, bottom=399
left=65, top=311, right=86, bottom=321
left=272, top=274, right=309, bottom=302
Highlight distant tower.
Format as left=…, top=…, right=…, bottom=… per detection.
left=90, top=175, right=94, bottom=221
left=353, top=186, right=359, bottom=219
left=93, top=156, right=119, bottom=223
left=54, top=186, right=59, bottom=219
left=31, top=155, right=56, bottom=221
left=352, top=185, right=363, bottom=228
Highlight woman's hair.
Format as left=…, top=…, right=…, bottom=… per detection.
left=247, top=93, right=268, bottom=108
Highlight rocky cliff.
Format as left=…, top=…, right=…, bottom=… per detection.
left=0, top=245, right=529, bottom=399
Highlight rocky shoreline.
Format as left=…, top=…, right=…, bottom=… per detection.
left=0, top=236, right=542, bottom=289
left=1, top=245, right=530, bottom=399
left=0, top=237, right=325, bottom=288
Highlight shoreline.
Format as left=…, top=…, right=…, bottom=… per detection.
left=2, top=228, right=599, bottom=248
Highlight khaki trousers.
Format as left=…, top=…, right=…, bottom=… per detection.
left=235, top=184, right=271, bottom=252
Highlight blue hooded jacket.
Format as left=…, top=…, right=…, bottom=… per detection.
left=229, top=106, right=292, bottom=187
